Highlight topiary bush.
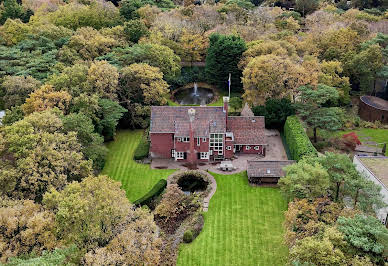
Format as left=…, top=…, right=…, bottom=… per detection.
left=183, top=230, right=194, bottom=243
left=134, top=136, right=150, bottom=160
left=133, top=179, right=167, bottom=208
left=284, top=116, right=318, bottom=161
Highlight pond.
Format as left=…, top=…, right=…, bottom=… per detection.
left=174, top=82, right=214, bottom=105
left=178, top=173, right=209, bottom=193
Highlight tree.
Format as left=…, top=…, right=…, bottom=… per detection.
left=7, top=245, right=78, bottom=266
left=229, top=97, right=243, bottom=112
left=252, top=98, right=295, bottom=129
left=119, top=63, right=169, bottom=106
left=120, top=0, right=144, bottom=20
left=337, top=215, right=388, bottom=264
left=279, top=160, right=330, bottom=201
left=289, top=230, right=346, bottom=265
left=242, top=54, right=312, bottom=105
left=0, top=18, right=31, bottom=45
left=0, top=197, right=58, bottom=263
left=297, top=84, right=344, bottom=143
left=1, top=75, right=40, bottom=109
left=315, top=152, right=359, bottom=202
left=124, top=19, right=149, bottom=43
left=0, top=110, right=92, bottom=201
left=100, top=43, right=181, bottom=82
left=95, top=99, right=127, bottom=141
left=83, top=208, right=162, bottom=265
left=0, top=0, right=33, bottom=25
left=87, top=60, right=119, bottom=100
left=22, top=85, right=72, bottom=115
left=61, top=112, right=107, bottom=171
left=205, top=33, right=246, bottom=91
left=60, top=27, right=118, bottom=63
left=318, top=61, right=351, bottom=105
left=43, top=175, right=134, bottom=251
left=1, top=105, right=23, bottom=125
left=179, top=30, right=208, bottom=63
left=295, top=0, right=319, bottom=17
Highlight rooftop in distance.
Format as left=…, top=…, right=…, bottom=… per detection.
left=359, top=156, right=388, bottom=187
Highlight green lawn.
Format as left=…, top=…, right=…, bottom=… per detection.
left=177, top=172, right=288, bottom=266
left=102, top=130, right=175, bottom=202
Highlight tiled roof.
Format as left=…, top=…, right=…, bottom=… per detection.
left=241, top=103, right=254, bottom=117
left=227, top=116, right=266, bottom=144
left=150, top=106, right=226, bottom=137
left=247, top=160, right=295, bottom=178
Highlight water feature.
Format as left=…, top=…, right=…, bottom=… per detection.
left=174, top=83, right=214, bottom=105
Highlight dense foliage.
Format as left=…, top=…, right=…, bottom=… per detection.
left=252, top=98, right=295, bottom=129
left=284, top=115, right=318, bottom=161
left=133, top=179, right=167, bottom=207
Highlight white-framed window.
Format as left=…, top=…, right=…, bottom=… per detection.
left=182, top=137, right=190, bottom=142
left=177, top=137, right=182, bottom=142
left=176, top=152, right=184, bottom=159
left=202, top=137, right=206, bottom=142
left=210, top=133, right=223, bottom=152
left=226, top=146, right=232, bottom=150
left=254, top=146, right=260, bottom=150
left=200, top=152, right=209, bottom=159
left=246, top=145, right=251, bottom=150
left=197, top=138, right=200, bottom=146
left=171, top=149, right=176, bottom=158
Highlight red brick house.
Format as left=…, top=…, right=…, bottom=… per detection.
left=149, top=97, right=267, bottom=163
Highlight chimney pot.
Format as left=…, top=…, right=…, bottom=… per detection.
left=188, top=108, right=196, bottom=122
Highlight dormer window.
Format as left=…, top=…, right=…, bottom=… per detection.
left=266, top=169, right=271, bottom=174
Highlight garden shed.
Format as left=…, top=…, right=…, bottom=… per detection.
left=247, top=160, right=295, bottom=185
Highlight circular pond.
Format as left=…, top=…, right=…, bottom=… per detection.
left=174, top=83, right=214, bottom=105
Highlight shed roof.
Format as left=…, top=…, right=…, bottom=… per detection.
left=359, top=156, right=388, bottom=188
left=247, top=160, right=295, bottom=178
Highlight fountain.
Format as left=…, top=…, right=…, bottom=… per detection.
left=174, top=82, right=214, bottom=105
left=193, top=82, right=199, bottom=96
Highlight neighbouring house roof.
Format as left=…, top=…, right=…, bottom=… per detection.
left=227, top=116, right=266, bottom=144
left=241, top=103, right=254, bottom=117
left=359, top=156, right=388, bottom=188
left=247, top=160, right=295, bottom=178
left=150, top=106, right=226, bottom=137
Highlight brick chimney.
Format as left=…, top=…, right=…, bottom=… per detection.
left=223, top=96, right=229, bottom=126
left=188, top=108, right=196, bottom=164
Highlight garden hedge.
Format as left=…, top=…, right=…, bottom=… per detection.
left=133, top=179, right=167, bottom=207
left=284, top=116, right=318, bottom=161
left=133, top=137, right=150, bottom=160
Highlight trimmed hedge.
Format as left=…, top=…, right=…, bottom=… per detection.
left=284, top=116, right=318, bottom=161
left=133, top=179, right=167, bottom=207
left=134, top=137, right=150, bottom=160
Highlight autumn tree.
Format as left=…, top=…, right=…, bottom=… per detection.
left=180, top=30, right=208, bottom=63
left=83, top=208, right=162, bottom=265
left=295, top=0, right=319, bottom=17
left=242, top=54, right=310, bottom=105
left=119, top=63, right=169, bottom=106
left=297, top=84, right=344, bottom=143
left=0, top=110, right=92, bottom=201
left=1, top=75, right=40, bottom=109
left=0, top=197, right=58, bottom=263
left=43, top=175, right=134, bottom=251
left=87, top=60, right=119, bottom=100
left=22, top=85, right=72, bottom=115
left=205, top=33, right=246, bottom=91
left=279, top=160, right=330, bottom=201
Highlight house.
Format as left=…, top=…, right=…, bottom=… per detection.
left=353, top=155, right=388, bottom=226
left=149, top=97, right=267, bottom=163
left=247, top=160, right=295, bottom=185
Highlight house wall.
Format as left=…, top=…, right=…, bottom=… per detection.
left=195, top=137, right=210, bottom=152
left=225, top=140, right=234, bottom=159
left=241, top=145, right=264, bottom=155
left=150, top=133, right=174, bottom=158
left=353, top=155, right=388, bottom=225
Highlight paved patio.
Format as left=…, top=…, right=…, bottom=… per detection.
left=150, top=129, right=288, bottom=175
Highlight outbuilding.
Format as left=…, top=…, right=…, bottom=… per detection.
left=247, top=160, right=295, bottom=185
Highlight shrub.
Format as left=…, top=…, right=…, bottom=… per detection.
left=134, top=137, right=150, bottom=160
left=133, top=179, right=167, bottom=207
left=284, top=116, right=318, bottom=161
left=183, top=230, right=194, bottom=243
